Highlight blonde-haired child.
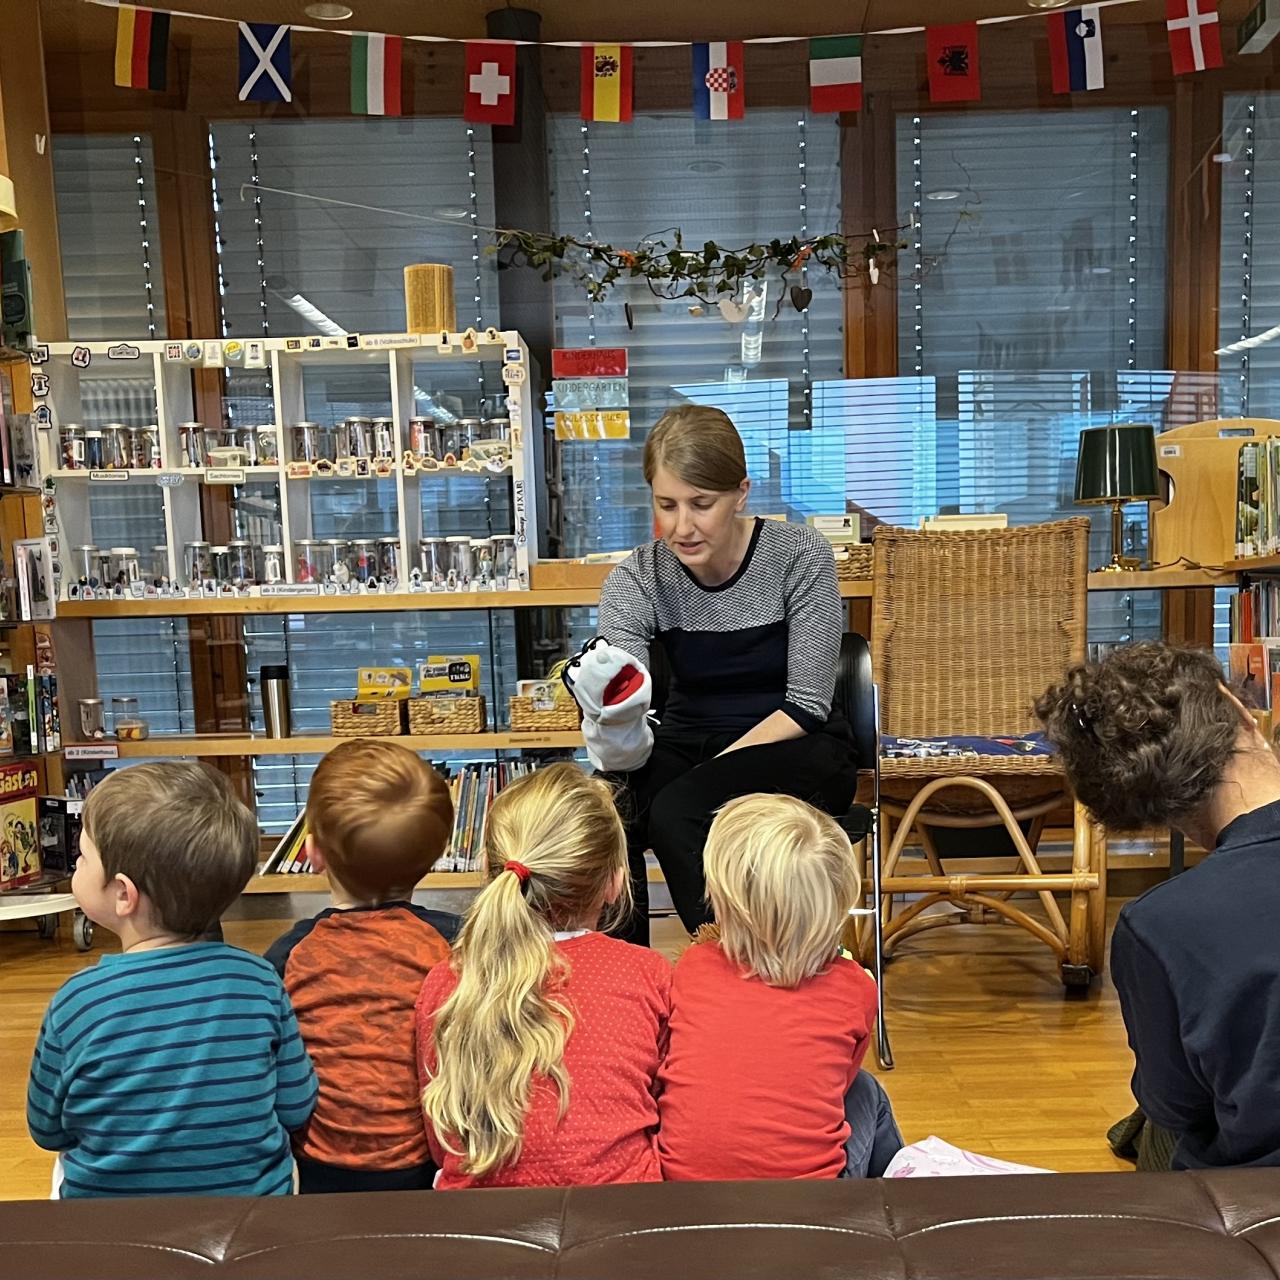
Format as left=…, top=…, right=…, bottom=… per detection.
left=657, top=792, right=901, bottom=1180
left=416, top=762, right=671, bottom=1188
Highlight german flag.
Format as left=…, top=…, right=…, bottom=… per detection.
left=114, top=6, right=171, bottom=92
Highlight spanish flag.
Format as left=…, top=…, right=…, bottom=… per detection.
left=114, top=6, right=171, bottom=92
left=581, top=44, right=633, bottom=122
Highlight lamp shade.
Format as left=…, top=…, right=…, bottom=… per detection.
left=1074, top=424, right=1160, bottom=505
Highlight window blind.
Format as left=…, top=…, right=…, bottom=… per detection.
left=899, top=108, right=1169, bottom=374
left=53, top=134, right=168, bottom=341
left=548, top=110, right=844, bottom=555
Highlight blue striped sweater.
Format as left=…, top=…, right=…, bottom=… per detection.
left=27, top=941, right=317, bottom=1198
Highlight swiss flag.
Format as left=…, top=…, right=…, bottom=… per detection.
left=465, top=41, right=517, bottom=125
left=1166, top=0, right=1222, bottom=75
left=926, top=23, right=981, bottom=104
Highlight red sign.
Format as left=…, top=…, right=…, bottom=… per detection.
left=552, top=347, right=628, bottom=378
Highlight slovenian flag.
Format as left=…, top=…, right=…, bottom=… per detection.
left=693, top=42, right=745, bottom=120
left=1048, top=7, right=1104, bottom=93
left=809, top=36, right=862, bottom=113
left=351, top=33, right=402, bottom=116
left=114, top=5, right=170, bottom=92
left=581, top=44, right=633, bottom=122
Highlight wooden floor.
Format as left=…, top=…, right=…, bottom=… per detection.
left=0, top=903, right=1136, bottom=1200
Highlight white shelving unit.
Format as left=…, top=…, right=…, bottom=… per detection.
left=32, top=331, right=542, bottom=599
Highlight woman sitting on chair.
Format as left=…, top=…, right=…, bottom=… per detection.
left=1038, top=642, right=1280, bottom=1169
left=563, top=405, right=858, bottom=946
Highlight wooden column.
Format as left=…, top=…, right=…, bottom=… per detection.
left=0, top=3, right=66, bottom=342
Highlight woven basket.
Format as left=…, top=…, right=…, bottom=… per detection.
left=407, top=695, right=487, bottom=735
left=330, top=700, right=405, bottom=737
left=834, top=544, right=873, bottom=581
left=509, top=696, right=582, bottom=733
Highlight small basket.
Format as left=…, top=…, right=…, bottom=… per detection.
left=834, top=544, right=873, bottom=581
left=330, top=700, right=405, bottom=737
left=509, top=695, right=582, bottom=733
left=407, top=695, right=487, bottom=735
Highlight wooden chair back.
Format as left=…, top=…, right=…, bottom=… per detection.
left=870, top=519, right=1090, bottom=739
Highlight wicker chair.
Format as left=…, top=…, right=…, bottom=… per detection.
left=864, top=518, right=1107, bottom=988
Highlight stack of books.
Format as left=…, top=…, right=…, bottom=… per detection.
left=260, top=759, right=539, bottom=877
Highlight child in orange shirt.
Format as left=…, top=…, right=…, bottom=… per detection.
left=657, top=793, right=902, bottom=1180
left=266, top=740, right=459, bottom=1193
left=417, top=763, right=671, bottom=1189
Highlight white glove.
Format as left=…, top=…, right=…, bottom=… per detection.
left=562, top=638, right=654, bottom=773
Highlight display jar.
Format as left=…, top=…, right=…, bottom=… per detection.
left=73, top=544, right=100, bottom=585
left=78, top=698, right=106, bottom=740
left=372, top=417, right=396, bottom=459
left=184, top=540, right=212, bottom=586
left=260, top=544, right=285, bottom=585
left=294, top=539, right=321, bottom=583
left=150, top=546, right=170, bottom=584
left=234, top=426, right=260, bottom=466
left=179, top=422, right=205, bottom=467
left=291, top=422, right=323, bottom=464
left=324, top=539, right=351, bottom=585
left=110, top=696, right=140, bottom=735
left=60, top=425, right=86, bottom=470
left=202, top=426, right=231, bottom=461
left=108, top=547, right=141, bottom=587
left=227, top=540, right=256, bottom=586
left=130, top=425, right=161, bottom=470
left=314, top=423, right=341, bottom=463
left=377, top=537, right=401, bottom=582
left=408, top=416, right=440, bottom=460
left=256, top=425, right=279, bottom=464
left=351, top=539, right=378, bottom=583
left=345, top=416, right=374, bottom=460
left=493, top=534, right=516, bottom=587
left=210, top=546, right=231, bottom=587
left=471, top=537, right=495, bottom=588
left=84, top=429, right=105, bottom=469
left=445, top=535, right=474, bottom=589
left=102, top=424, right=130, bottom=469
left=418, top=537, right=448, bottom=587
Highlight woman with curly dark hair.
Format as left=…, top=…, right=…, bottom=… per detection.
left=1037, top=642, right=1280, bottom=1169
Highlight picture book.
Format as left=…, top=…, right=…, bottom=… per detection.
left=0, top=760, right=42, bottom=890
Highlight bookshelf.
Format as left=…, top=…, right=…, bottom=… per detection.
left=112, top=730, right=583, bottom=757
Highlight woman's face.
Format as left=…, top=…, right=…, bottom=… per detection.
left=650, top=464, right=749, bottom=571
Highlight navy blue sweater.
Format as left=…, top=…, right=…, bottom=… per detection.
left=1112, top=797, right=1280, bottom=1168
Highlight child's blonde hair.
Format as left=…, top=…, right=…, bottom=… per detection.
left=421, top=762, right=629, bottom=1177
left=703, top=793, right=860, bottom=988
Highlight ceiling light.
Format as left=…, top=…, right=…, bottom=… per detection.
left=1026, top=0, right=1072, bottom=9
left=1213, top=152, right=1234, bottom=163
left=925, top=189, right=960, bottom=201
left=687, top=160, right=725, bottom=174
left=304, top=3, right=354, bottom=20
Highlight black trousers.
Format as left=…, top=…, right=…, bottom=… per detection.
left=613, top=727, right=859, bottom=946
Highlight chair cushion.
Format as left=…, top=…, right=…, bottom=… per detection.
left=881, top=733, right=1054, bottom=760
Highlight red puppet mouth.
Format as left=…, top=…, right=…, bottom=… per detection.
left=602, top=665, right=645, bottom=706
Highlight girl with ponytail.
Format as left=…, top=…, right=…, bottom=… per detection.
left=416, top=763, right=672, bottom=1189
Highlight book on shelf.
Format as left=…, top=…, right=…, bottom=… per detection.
left=256, top=760, right=537, bottom=879
left=0, top=759, right=42, bottom=890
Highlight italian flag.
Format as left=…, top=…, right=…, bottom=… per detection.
left=351, top=33, right=402, bottom=116
left=809, top=35, right=862, bottom=113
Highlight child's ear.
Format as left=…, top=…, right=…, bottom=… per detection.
left=304, top=833, right=326, bottom=874
left=112, top=873, right=142, bottom=921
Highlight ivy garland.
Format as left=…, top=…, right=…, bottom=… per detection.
left=490, top=223, right=910, bottom=311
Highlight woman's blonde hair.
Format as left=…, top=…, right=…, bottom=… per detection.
left=703, top=794, right=860, bottom=988
left=643, top=405, right=747, bottom=491
left=421, top=762, right=630, bottom=1177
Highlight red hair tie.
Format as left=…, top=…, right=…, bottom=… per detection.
left=503, top=860, right=532, bottom=885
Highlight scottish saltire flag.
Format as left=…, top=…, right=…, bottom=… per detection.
left=692, top=42, right=745, bottom=120
left=238, top=22, right=292, bottom=103
left=1048, top=7, right=1104, bottom=93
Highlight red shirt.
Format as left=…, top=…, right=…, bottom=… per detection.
left=416, top=931, right=671, bottom=1189
left=657, top=942, right=878, bottom=1181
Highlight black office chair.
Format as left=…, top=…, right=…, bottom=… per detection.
left=647, top=633, right=892, bottom=1069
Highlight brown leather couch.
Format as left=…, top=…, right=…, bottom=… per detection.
left=5, top=1169, right=1280, bottom=1278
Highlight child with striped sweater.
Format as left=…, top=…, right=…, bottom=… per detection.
left=27, top=763, right=316, bottom=1198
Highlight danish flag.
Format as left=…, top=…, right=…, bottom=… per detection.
left=1166, top=0, right=1223, bottom=75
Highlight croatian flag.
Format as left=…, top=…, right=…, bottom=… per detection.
left=692, top=42, right=745, bottom=120
left=1048, top=7, right=1104, bottom=93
